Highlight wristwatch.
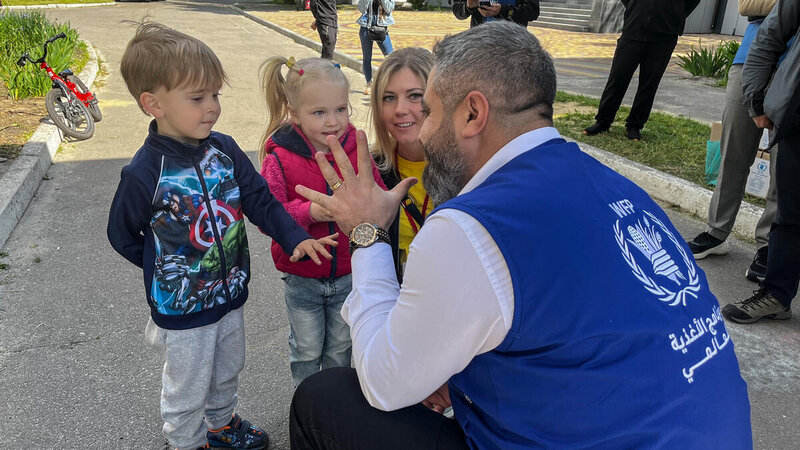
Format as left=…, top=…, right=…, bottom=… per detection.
left=349, top=223, right=391, bottom=253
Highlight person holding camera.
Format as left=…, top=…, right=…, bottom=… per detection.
left=358, top=0, right=395, bottom=95
left=452, top=0, right=539, bottom=28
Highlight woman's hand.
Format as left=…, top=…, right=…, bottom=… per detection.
left=290, top=234, right=339, bottom=264
left=295, top=130, right=417, bottom=236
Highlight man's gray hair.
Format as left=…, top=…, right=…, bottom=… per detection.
left=432, top=21, right=556, bottom=121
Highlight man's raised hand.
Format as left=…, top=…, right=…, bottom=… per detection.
left=295, top=130, right=417, bottom=236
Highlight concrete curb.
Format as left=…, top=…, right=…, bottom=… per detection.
left=229, top=6, right=766, bottom=242
left=229, top=4, right=378, bottom=77
left=570, top=139, right=765, bottom=239
left=0, top=40, right=100, bottom=248
left=0, top=2, right=115, bottom=9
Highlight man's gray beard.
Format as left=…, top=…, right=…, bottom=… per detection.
left=421, top=120, right=468, bottom=206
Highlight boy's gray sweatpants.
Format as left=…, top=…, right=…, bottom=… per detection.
left=145, top=307, right=245, bottom=450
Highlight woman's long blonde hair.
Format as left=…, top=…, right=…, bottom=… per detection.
left=369, top=47, right=434, bottom=173
left=258, top=57, right=349, bottom=163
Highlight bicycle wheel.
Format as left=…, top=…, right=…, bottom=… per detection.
left=45, top=88, right=95, bottom=140
left=68, top=75, right=102, bottom=122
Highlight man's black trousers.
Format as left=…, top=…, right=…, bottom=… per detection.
left=289, top=368, right=468, bottom=449
left=317, top=23, right=337, bottom=60
left=595, top=37, right=678, bottom=130
left=764, top=126, right=800, bottom=307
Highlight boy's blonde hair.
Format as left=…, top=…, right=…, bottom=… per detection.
left=369, top=47, right=433, bottom=173
left=258, top=57, right=349, bottom=163
left=120, top=21, right=228, bottom=114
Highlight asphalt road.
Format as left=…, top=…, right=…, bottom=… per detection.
left=0, top=1, right=797, bottom=448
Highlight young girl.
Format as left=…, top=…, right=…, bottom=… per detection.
left=258, top=56, right=387, bottom=386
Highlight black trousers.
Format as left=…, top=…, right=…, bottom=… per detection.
left=764, top=127, right=800, bottom=307
left=289, top=368, right=468, bottom=450
left=317, top=23, right=337, bottom=60
left=595, top=37, right=677, bottom=130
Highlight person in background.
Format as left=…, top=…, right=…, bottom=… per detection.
left=310, top=0, right=338, bottom=59
left=583, top=0, right=700, bottom=141
left=725, top=0, right=800, bottom=324
left=686, top=0, right=786, bottom=284
left=452, top=0, right=539, bottom=28
left=357, top=0, right=395, bottom=95
left=369, top=47, right=434, bottom=280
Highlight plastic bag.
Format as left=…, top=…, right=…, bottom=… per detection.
left=705, top=140, right=721, bottom=186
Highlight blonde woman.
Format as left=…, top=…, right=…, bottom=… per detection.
left=369, top=47, right=434, bottom=280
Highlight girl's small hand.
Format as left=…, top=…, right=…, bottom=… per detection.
left=290, top=234, right=339, bottom=264
left=310, top=20, right=317, bottom=30
left=310, top=202, right=335, bottom=222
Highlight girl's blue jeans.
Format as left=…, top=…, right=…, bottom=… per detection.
left=359, top=25, right=393, bottom=84
left=282, top=273, right=352, bottom=386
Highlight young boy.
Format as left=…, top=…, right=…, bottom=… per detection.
left=108, top=23, right=336, bottom=450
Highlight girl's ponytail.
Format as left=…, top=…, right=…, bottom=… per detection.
left=259, top=56, right=290, bottom=164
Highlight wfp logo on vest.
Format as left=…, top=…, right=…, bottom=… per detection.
left=609, top=199, right=701, bottom=306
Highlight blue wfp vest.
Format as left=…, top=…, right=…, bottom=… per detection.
left=436, top=139, right=752, bottom=449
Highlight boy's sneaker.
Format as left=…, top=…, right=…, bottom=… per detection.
left=686, top=232, right=729, bottom=259
left=207, top=414, right=269, bottom=449
left=745, top=246, right=768, bottom=282
left=722, top=287, right=792, bottom=324
left=626, top=127, right=642, bottom=141
left=583, top=121, right=610, bottom=136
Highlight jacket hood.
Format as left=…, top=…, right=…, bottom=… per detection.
left=268, top=123, right=357, bottom=159
left=144, top=119, right=213, bottom=161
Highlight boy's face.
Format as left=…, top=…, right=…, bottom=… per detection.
left=146, top=82, right=222, bottom=146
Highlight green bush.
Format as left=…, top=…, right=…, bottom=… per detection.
left=409, top=0, right=427, bottom=10
left=676, top=39, right=741, bottom=83
left=0, top=11, right=81, bottom=99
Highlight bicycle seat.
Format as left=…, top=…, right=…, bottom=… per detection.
left=58, top=68, right=74, bottom=78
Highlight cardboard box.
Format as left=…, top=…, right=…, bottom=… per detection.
left=710, top=122, right=723, bottom=141
left=745, top=150, right=771, bottom=198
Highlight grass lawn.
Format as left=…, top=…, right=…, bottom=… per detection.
left=553, top=91, right=766, bottom=208
left=3, top=0, right=109, bottom=5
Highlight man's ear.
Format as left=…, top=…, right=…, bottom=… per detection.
left=140, top=91, right=162, bottom=118
left=460, top=91, right=489, bottom=139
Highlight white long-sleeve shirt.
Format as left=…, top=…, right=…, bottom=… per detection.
left=341, top=127, right=562, bottom=411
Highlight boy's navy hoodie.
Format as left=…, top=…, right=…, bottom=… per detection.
left=108, top=121, right=311, bottom=330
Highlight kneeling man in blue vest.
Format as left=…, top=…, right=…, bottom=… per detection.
left=288, top=21, right=753, bottom=450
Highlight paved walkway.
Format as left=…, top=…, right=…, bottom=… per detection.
left=243, top=3, right=734, bottom=123
left=244, top=4, right=738, bottom=76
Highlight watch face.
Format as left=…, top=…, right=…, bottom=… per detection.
left=352, top=224, right=377, bottom=246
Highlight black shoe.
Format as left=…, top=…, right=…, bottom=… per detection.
left=686, top=232, right=730, bottom=260
left=745, top=246, right=768, bottom=282
left=722, top=287, right=792, bottom=324
left=583, top=122, right=610, bottom=136
left=626, top=127, right=642, bottom=141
